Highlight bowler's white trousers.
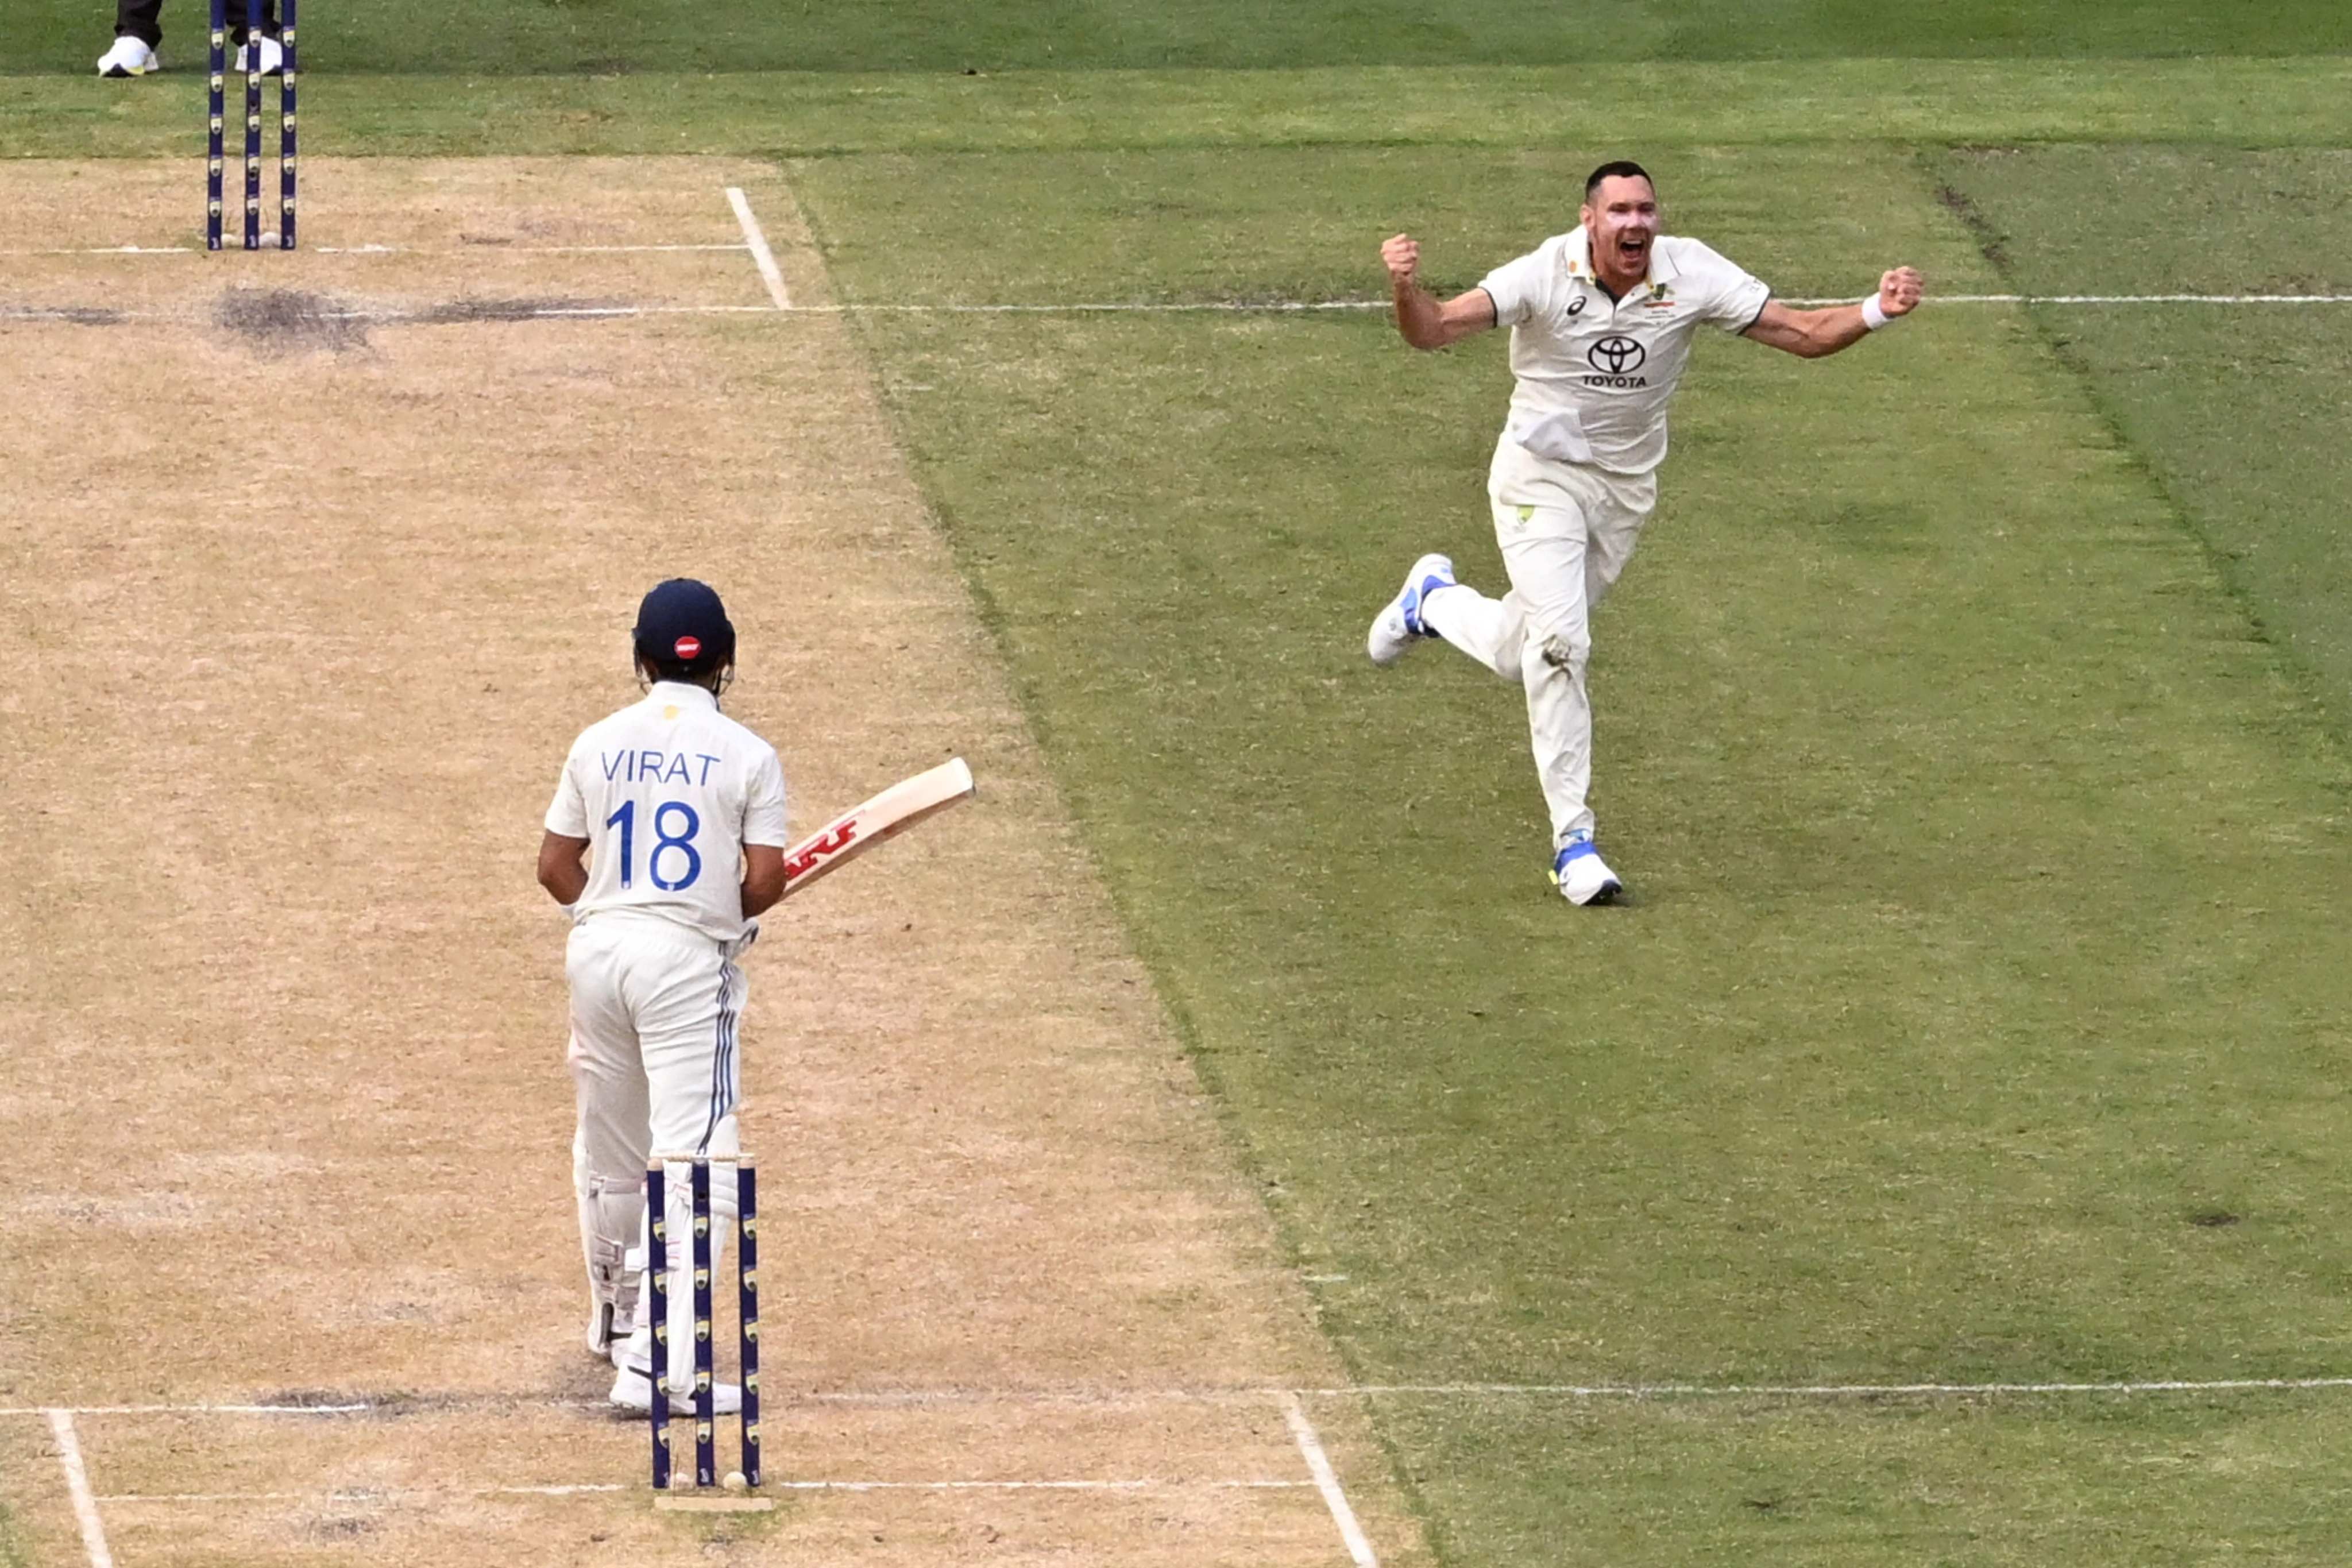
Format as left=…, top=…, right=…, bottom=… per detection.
left=1419, top=439, right=1658, bottom=847
left=565, top=910, right=750, bottom=1374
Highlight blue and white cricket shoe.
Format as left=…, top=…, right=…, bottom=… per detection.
left=1550, top=833, right=1623, bottom=906
left=1366, top=553, right=1457, bottom=666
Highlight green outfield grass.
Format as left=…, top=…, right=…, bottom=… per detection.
left=7, top=59, right=2352, bottom=161
left=8, top=0, right=2352, bottom=77
left=788, top=133, right=2352, bottom=1559
left=7, top=6, right=2351, bottom=1559
left=1388, top=1391, right=2352, bottom=1564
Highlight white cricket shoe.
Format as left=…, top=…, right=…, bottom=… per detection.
left=1366, top=553, right=1457, bottom=666
left=233, top=34, right=284, bottom=75
left=96, top=37, right=161, bottom=76
left=1551, top=834, right=1623, bottom=906
left=608, top=1361, right=743, bottom=1416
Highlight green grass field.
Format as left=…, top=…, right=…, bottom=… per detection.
left=11, top=4, right=2352, bottom=1561
left=792, top=136, right=2352, bottom=1560
left=8, top=0, right=2351, bottom=76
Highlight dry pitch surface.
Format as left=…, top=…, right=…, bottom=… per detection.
left=0, top=157, right=1420, bottom=1567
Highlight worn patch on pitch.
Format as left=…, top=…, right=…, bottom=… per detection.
left=408, top=295, right=627, bottom=325
left=214, top=285, right=371, bottom=355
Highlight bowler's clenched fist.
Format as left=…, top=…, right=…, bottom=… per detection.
left=1878, top=266, right=1924, bottom=319
left=1382, top=233, right=1421, bottom=289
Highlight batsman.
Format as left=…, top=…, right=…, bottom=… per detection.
left=1369, top=160, right=1924, bottom=903
left=537, top=578, right=790, bottom=1413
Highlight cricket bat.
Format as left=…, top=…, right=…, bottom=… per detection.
left=776, top=757, right=975, bottom=901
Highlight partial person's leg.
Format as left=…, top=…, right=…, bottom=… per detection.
left=1416, top=571, right=1524, bottom=678
left=566, top=922, right=652, bottom=1360
left=114, top=0, right=163, bottom=47
left=1581, top=489, right=1651, bottom=615
left=227, top=0, right=283, bottom=44
left=99, top=0, right=165, bottom=73
left=611, top=930, right=746, bottom=1397
left=1489, top=499, right=1602, bottom=848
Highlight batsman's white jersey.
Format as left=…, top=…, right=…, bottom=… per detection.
left=545, top=681, right=789, bottom=943
left=1418, top=226, right=1771, bottom=847
left=546, top=679, right=788, bottom=1387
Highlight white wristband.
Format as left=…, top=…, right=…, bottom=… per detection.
left=1859, top=295, right=1890, bottom=331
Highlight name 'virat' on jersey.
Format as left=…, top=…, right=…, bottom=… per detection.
left=1478, top=227, right=1771, bottom=477
left=545, top=681, right=789, bottom=944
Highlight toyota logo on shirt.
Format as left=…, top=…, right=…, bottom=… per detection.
left=1587, top=335, right=1647, bottom=375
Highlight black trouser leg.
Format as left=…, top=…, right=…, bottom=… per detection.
left=121, top=0, right=283, bottom=47
left=234, top=0, right=284, bottom=43
left=114, top=0, right=163, bottom=48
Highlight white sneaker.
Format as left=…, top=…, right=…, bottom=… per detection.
left=608, top=1361, right=743, bottom=1416
left=1550, top=835, right=1623, bottom=906
left=233, top=34, right=284, bottom=75
left=96, top=37, right=160, bottom=76
left=1366, top=553, right=1457, bottom=666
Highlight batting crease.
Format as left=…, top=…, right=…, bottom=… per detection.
left=95, top=1478, right=1312, bottom=1503
left=44, top=1409, right=118, bottom=1568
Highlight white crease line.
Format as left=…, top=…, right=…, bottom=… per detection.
left=1321, top=1377, right=2352, bottom=1397
left=314, top=244, right=753, bottom=254
left=775, top=1478, right=1307, bottom=1492
left=725, top=186, right=793, bottom=310
left=1927, top=293, right=2352, bottom=305
left=835, top=293, right=2352, bottom=312
left=11, top=244, right=749, bottom=257
left=1281, top=1393, right=1378, bottom=1567
left=526, top=244, right=752, bottom=253
left=99, top=1485, right=628, bottom=1503
left=0, top=304, right=783, bottom=324
left=95, top=1479, right=1306, bottom=1503
left=45, top=1410, right=118, bottom=1568
left=5, top=1403, right=373, bottom=1416
left=100, top=1493, right=311, bottom=1504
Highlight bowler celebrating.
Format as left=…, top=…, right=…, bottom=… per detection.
left=1369, top=160, right=1924, bottom=903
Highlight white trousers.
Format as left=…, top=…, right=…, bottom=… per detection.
left=565, top=912, right=748, bottom=1372
left=1419, top=446, right=1656, bottom=847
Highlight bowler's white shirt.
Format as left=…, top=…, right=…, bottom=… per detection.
left=1479, top=227, right=1771, bottom=477
left=546, top=682, right=789, bottom=944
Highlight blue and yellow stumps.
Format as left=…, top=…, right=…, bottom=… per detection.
left=203, top=0, right=295, bottom=249
left=647, top=1154, right=773, bottom=1513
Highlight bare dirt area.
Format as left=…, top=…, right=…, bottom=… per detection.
left=0, top=158, right=1419, bottom=1567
